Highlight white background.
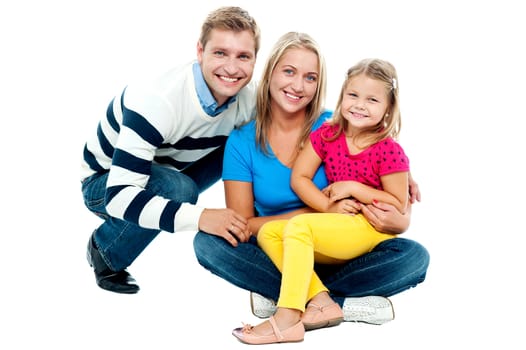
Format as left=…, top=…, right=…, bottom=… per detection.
left=1, top=0, right=524, bottom=348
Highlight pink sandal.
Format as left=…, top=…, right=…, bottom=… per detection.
left=232, top=316, right=304, bottom=345
left=301, top=302, right=344, bottom=331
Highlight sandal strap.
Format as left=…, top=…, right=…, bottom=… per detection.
left=268, top=316, right=284, bottom=341
left=306, top=301, right=338, bottom=311
left=306, top=302, right=322, bottom=311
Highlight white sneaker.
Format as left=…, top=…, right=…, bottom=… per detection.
left=250, top=292, right=277, bottom=319
left=342, top=296, right=394, bottom=325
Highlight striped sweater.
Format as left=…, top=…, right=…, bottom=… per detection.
left=81, top=61, right=256, bottom=232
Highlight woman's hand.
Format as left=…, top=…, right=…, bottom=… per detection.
left=360, top=201, right=412, bottom=234
left=409, top=173, right=421, bottom=203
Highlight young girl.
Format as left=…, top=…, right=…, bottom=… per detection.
left=255, top=58, right=410, bottom=338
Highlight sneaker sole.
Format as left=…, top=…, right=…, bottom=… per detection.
left=343, top=296, right=394, bottom=325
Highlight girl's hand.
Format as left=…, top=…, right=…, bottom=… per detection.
left=327, top=198, right=360, bottom=214
left=324, top=182, right=354, bottom=203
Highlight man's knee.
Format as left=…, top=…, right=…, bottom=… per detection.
left=148, top=166, right=199, bottom=203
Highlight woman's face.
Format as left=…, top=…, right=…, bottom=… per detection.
left=269, top=47, right=319, bottom=115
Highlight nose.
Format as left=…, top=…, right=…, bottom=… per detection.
left=223, top=57, right=240, bottom=76
left=290, top=76, right=304, bottom=92
left=355, top=99, right=366, bottom=110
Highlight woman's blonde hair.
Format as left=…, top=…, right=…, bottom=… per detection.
left=328, top=58, right=401, bottom=147
left=255, top=32, right=327, bottom=155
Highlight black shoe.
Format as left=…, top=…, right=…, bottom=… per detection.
left=86, top=234, right=140, bottom=294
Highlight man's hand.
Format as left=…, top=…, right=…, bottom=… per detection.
left=198, top=208, right=250, bottom=247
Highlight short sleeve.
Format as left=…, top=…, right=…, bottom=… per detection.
left=377, top=138, right=410, bottom=176
left=310, top=122, right=336, bottom=161
left=222, top=127, right=253, bottom=183
left=309, top=128, right=325, bottom=160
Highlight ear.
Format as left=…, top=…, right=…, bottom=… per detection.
left=196, top=41, right=204, bottom=64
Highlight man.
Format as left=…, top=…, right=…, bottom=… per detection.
left=81, top=6, right=259, bottom=293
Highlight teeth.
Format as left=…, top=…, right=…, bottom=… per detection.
left=285, top=92, right=300, bottom=100
left=220, top=76, right=238, bottom=83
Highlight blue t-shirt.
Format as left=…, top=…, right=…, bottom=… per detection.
left=222, top=111, right=332, bottom=216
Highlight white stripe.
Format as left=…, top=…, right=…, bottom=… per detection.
left=105, top=186, right=142, bottom=219
left=139, top=196, right=168, bottom=230
left=107, top=165, right=149, bottom=188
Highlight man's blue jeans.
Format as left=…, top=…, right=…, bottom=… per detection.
left=81, top=146, right=224, bottom=271
left=193, top=233, right=430, bottom=305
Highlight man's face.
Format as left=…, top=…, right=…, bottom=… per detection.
left=197, top=28, right=256, bottom=106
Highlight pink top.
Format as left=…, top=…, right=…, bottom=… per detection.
left=310, top=123, right=410, bottom=190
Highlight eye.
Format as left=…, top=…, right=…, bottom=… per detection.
left=213, top=50, right=226, bottom=57
left=239, top=53, right=252, bottom=61
left=369, top=97, right=379, bottom=103
left=284, top=68, right=294, bottom=75
left=306, top=74, right=317, bottom=82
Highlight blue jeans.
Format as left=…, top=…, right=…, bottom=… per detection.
left=193, top=234, right=429, bottom=305
left=82, top=146, right=224, bottom=271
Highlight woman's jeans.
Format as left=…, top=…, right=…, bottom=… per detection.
left=193, top=233, right=430, bottom=305
left=82, top=146, right=224, bottom=271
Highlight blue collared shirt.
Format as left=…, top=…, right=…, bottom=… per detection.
left=193, top=62, right=237, bottom=117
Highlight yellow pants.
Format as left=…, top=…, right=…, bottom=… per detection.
left=257, top=213, right=395, bottom=311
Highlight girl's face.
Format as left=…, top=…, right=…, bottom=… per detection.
left=341, top=73, right=390, bottom=132
left=269, top=47, right=319, bottom=115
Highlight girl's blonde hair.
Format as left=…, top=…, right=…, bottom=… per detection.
left=255, top=32, right=327, bottom=155
left=328, top=58, right=401, bottom=147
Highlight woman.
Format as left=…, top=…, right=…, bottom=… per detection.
left=193, top=32, right=429, bottom=343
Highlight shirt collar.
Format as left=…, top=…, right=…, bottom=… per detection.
left=193, top=62, right=237, bottom=116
